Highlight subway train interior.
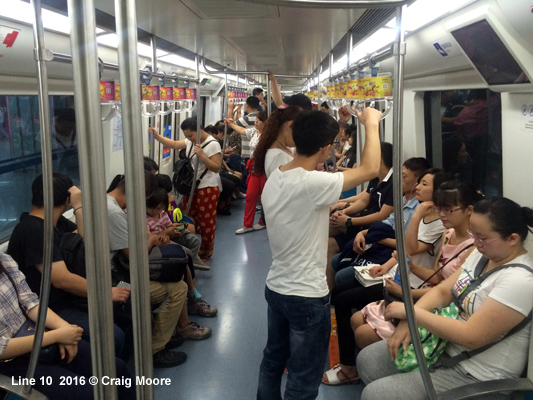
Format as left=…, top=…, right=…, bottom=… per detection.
left=0, top=0, right=533, bottom=399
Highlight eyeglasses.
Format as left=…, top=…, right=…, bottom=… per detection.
left=466, top=229, right=499, bottom=245
left=433, top=206, right=464, bottom=216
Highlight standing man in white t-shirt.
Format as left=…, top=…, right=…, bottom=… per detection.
left=257, top=107, right=382, bottom=400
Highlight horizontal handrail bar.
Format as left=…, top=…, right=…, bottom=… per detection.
left=242, top=0, right=411, bottom=8
left=51, top=52, right=199, bottom=83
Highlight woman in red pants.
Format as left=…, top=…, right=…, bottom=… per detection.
left=227, top=112, right=269, bottom=234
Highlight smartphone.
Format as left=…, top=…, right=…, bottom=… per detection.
left=176, top=224, right=185, bottom=231
left=117, top=281, right=131, bottom=290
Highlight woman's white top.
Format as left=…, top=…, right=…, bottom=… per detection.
left=265, top=148, right=293, bottom=178
left=446, top=249, right=533, bottom=381
left=184, top=137, right=221, bottom=189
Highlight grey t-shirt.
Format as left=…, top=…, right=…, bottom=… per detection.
left=107, top=195, right=129, bottom=259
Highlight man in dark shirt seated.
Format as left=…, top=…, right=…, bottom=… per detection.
left=326, top=142, right=395, bottom=289
left=7, top=172, right=129, bottom=357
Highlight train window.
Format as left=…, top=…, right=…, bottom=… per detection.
left=424, top=89, right=502, bottom=197
left=0, top=95, right=78, bottom=242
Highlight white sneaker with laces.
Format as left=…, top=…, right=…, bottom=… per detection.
left=253, top=223, right=266, bottom=231
left=236, top=227, right=254, bottom=235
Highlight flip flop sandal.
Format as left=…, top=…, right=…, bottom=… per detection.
left=322, top=364, right=360, bottom=386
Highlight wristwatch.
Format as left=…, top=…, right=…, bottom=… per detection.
left=345, top=217, right=353, bottom=227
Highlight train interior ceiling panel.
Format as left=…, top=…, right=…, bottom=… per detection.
left=0, top=0, right=533, bottom=399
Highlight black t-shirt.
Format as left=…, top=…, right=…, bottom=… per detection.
left=340, top=148, right=357, bottom=169
left=7, top=213, right=77, bottom=310
left=365, top=172, right=394, bottom=214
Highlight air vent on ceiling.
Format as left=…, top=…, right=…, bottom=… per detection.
left=319, top=7, right=397, bottom=72
left=180, top=0, right=278, bottom=19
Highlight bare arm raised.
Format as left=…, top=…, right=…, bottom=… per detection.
left=149, top=127, right=186, bottom=150
left=341, top=107, right=382, bottom=191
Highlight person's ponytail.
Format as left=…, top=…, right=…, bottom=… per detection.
left=253, top=106, right=301, bottom=175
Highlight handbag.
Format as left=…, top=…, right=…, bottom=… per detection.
left=12, top=320, right=60, bottom=364
left=4, top=271, right=60, bottom=365
left=394, top=257, right=533, bottom=373
left=394, top=303, right=459, bottom=372
left=112, top=243, right=190, bottom=283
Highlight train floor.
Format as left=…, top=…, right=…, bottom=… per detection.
left=153, top=199, right=364, bottom=399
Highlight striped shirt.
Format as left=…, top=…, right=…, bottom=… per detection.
left=0, top=253, right=39, bottom=357
left=146, top=211, right=173, bottom=235
left=236, top=111, right=258, bottom=159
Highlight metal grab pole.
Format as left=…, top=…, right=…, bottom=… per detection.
left=185, top=56, right=203, bottom=215
left=114, top=1, right=154, bottom=399
left=67, top=1, right=118, bottom=398
left=220, top=72, right=229, bottom=170
left=25, top=0, right=54, bottom=395
left=267, top=78, right=272, bottom=115
left=391, top=5, right=437, bottom=400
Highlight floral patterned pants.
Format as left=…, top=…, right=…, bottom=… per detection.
left=183, top=186, right=220, bottom=259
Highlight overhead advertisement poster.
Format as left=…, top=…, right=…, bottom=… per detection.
left=162, top=125, right=172, bottom=165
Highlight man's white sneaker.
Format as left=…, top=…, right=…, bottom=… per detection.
left=235, top=227, right=254, bottom=235
left=253, top=223, right=266, bottom=231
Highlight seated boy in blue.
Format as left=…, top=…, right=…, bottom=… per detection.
left=257, top=107, right=382, bottom=400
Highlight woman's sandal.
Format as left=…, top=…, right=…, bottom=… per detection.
left=322, top=364, right=360, bottom=386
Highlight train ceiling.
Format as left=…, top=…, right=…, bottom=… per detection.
left=27, top=0, right=399, bottom=85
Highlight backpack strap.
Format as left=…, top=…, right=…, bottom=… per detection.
left=195, top=139, right=217, bottom=183
left=431, top=261, right=533, bottom=371
left=417, top=243, right=474, bottom=289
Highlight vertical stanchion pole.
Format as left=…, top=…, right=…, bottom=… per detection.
left=26, top=0, right=54, bottom=393
left=149, top=35, right=157, bottom=161
left=185, top=56, right=203, bottom=215
left=266, top=77, right=272, bottom=115
left=114, top=1, right=154, bottom=399
left=221, top=71, right=229, bottom=170
left=391, top=5, right=437, bottom=400
left=67, top=1, right=117, bottom=398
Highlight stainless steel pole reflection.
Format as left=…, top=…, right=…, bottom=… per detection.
left=67, top=0, right=117, bottom=397
left=114, top=1, right=154, bottom=399
left=391, top=5, right=437, bottom=399
left=25, top=0, right=54, bottom=395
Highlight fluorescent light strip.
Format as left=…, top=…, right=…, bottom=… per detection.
left=0, top=0, right=104, bottom=34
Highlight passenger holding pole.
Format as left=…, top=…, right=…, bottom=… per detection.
left=150, top=117, right=222, bottom=260
left=257, top=107, right=381, bottom=400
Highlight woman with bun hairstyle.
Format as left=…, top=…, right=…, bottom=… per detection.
left=358, top=197, right=533, bottom=399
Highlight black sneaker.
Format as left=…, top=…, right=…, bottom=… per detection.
left=217, top=207, right=231, bottom=216
left=153, top=349, right=187, bottom=368
left=166, top=335, right=185, bottom=349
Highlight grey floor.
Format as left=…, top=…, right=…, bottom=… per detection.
left=153, top=200, right=363, bottom=399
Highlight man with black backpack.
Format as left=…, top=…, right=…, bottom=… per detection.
left=7, top=172, right=129, bottom=358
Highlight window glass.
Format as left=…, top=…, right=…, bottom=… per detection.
left=425, top=89, right=502, bottom=197
left=0, top=95, right=78, bottom=242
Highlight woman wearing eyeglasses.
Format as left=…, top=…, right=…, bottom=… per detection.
left=350, top=180, right=480, bottom=360
left=357, top=197, right=533, bottom=399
